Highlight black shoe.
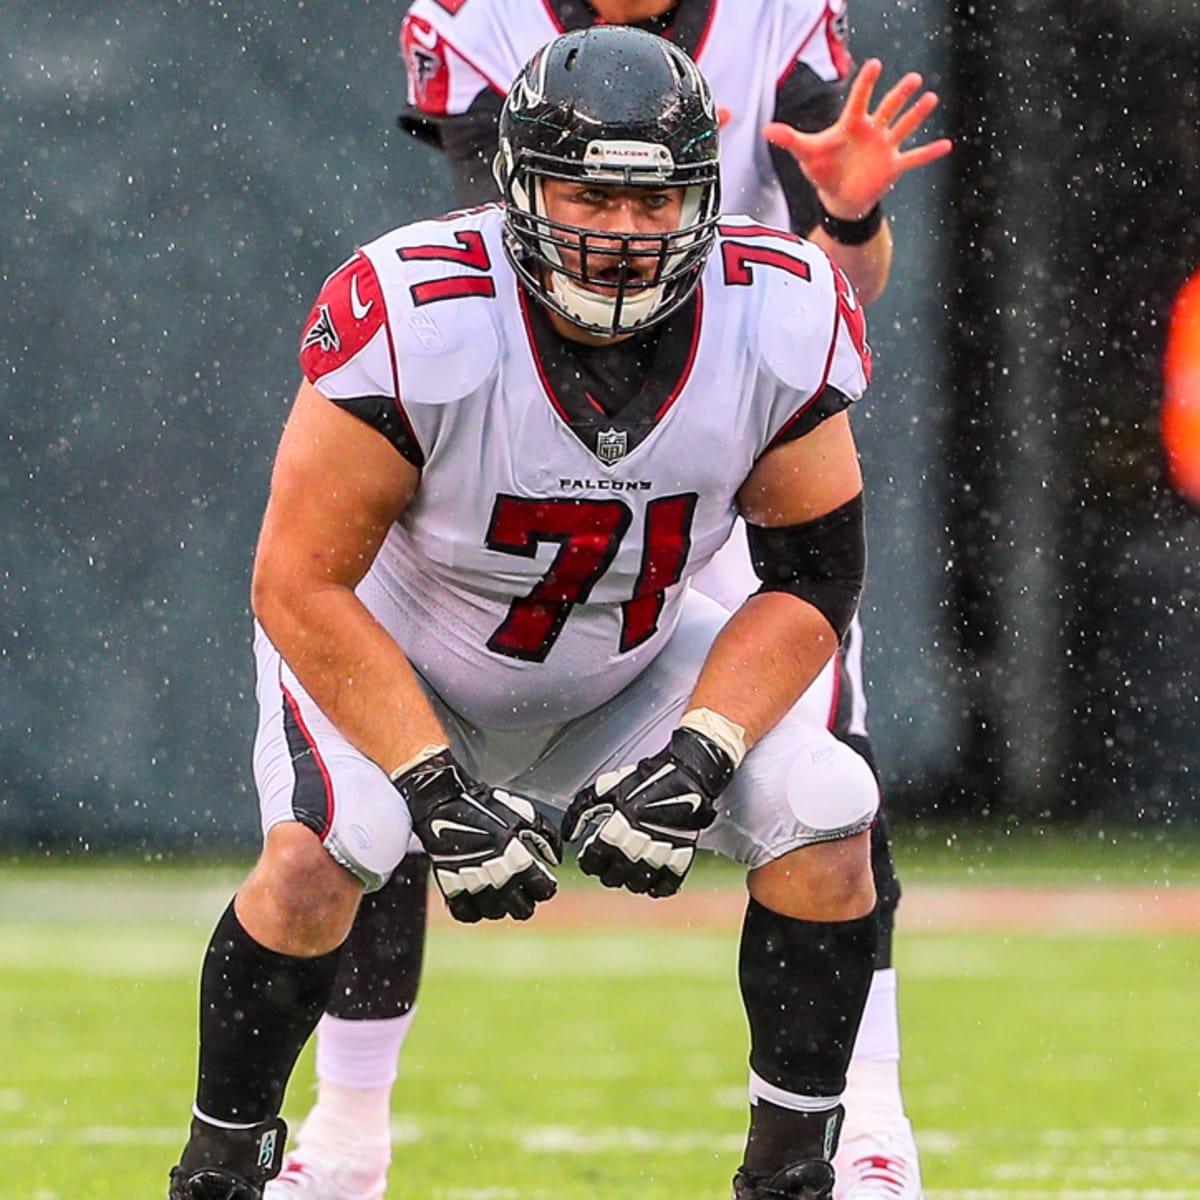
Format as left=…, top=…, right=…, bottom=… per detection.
left=731, top=1158, right=836, bottom=1200
left=167, top=1115, right=287, bottom=1199
left=168, top=1165, right=264, bottom=1199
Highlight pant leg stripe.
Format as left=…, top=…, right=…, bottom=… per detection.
left=280, top=683, right=335, bottom=840
left=827, top=647, right=843, bottom=731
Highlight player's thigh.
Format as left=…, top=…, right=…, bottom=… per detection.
left=252, top=624, right=413, bottom=892
left=512, top=591, right=870, bottom=848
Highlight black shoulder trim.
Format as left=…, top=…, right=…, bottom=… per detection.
left=770, top=65, right=847, bottom=236
left=328, top=394, right=424, bottom=469
left=397, top=109, right=444, bottom=150
left=771, top=384, right=854, bottom=446
left=775, top=63, right=845, bottom=133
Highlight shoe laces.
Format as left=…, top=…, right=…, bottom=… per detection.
left=841, top=1137, right=915, bottom=1200
left=270, top=1159, right=316, bottom=1190
left=265, top=1155, right=384, bottom=1200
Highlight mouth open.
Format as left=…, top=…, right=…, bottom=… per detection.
left=584, top=256, right=656, bottom=292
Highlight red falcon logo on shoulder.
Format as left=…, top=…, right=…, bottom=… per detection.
left=302, top=303, right=340, bottom=353
left=300, top=254, right=386, bottom=384
left=402, top=14, right=451, bottom=115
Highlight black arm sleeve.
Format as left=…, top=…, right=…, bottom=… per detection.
left=745, top=493, right=865, bottom=640
left=398, top=89, right=505, bottom=209
left=769, top=64, right=849, bottom=237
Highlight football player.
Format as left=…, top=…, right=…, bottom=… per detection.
left=267, top=4, right=950, bottom=1200
left=169, top=27, right=892, bottom=1200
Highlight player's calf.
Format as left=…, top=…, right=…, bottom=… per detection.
left=733, top=898, right=877, bottom=1196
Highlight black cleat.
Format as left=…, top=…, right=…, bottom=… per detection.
left=168, top=1115, right=287, bottom=1200
left=732, top=1158, right=836, bottom=1200
left=168, top=1165, right=264, bottom=1200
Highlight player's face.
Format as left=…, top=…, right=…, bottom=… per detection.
left=540, top=178, right=686, bottom=295
left=589, top=0, right=678, bottom=21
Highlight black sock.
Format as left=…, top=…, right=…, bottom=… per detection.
left=195, top=900, right=341, bottom=1123
left=741, top=1101, right=844, bottom=1176
left=737, top=899, right=877, bottom=1170
left=327, top=854, right=428, bottom=1020
left=738, top=898, right=877, bottom=1095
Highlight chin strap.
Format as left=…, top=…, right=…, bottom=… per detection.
left=549, top=270, right=661, bottom=334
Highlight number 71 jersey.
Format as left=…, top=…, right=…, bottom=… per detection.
left=300, top=205, right=870, bottom=730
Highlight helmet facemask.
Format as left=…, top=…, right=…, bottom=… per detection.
left=494, top=29, right=721, bottom=339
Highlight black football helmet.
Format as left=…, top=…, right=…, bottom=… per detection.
left=494, top=26, right=721, bottom=337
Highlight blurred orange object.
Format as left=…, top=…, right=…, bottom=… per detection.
left=1163, top=267, right=1200, bottom=503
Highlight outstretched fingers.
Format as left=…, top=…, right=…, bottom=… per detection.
left=762, top=121, right=810, bottom=153
left=897, top=138, right=955, bottom=171
left=872, top=71, right=926, bottom=126
left=889, top=90, right=942, bottom=144
left=842, top=57, right=884, bottom=118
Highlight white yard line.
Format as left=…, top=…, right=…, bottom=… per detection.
left=2, top=1123, right=1196, bottom=1197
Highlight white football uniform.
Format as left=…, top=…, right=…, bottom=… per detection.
left=253, top=206, right=877, bottom=888
left=401, top=0, right=850, bottom=229
left=398, top=0, right=870, bottom=751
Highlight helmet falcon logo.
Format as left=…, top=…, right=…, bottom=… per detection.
left=302, top=304, right=341, bottom=354
left=596, top=428, right=628, bottom=465
left=509, top=47, right=549, bottom=112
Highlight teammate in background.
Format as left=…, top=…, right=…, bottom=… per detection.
left=268, top=4, right=951, bottom=1200
left=169, top=27, right=889, bottom=1200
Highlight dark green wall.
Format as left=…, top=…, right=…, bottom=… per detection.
left=1, top=3, right=452, bottom=847
left=3, top=1, right=1197, bottom=851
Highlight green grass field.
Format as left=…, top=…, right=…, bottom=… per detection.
left=1, top=826, right=1198, bottom=1198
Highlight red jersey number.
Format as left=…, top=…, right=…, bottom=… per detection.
left=485, top=494, right=698, bottom=662
left=397, top=231, right=496, bottom=306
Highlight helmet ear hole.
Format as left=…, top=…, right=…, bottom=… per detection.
left=495, top=26, right=721, bottom=338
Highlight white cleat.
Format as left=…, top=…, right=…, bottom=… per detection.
left=262, top=1153, right=387, bottom=1200
left=832, top=1119, right=923, bottom=1200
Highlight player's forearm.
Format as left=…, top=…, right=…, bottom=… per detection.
left=685, top=591, right=841, bottom=749
left=252, top=582, right=448, bottom=775
left=808, top=220, right=893, bottom=306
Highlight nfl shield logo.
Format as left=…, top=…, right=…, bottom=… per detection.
left=596, top=427, right=627, bottom=465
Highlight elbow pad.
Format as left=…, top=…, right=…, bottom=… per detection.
left=745, top=493, right=865, bottom=641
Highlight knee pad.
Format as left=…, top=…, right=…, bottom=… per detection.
left=742, top=725, right=878, bottom=840
left=784, top=735, right=879, bottom=835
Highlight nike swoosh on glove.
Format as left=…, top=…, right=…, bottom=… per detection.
left=562, top=727, right=735, bottom=898
left=394, top=751, right=561, bottom=923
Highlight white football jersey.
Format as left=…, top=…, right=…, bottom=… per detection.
left=300, top=206, right=868, bottom=730
left=401, top=0, right=850, bottom=230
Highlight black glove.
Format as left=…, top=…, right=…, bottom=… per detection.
left=394, top=750, right=561, bottom=923
left=562, top=727, right=736, bottom=897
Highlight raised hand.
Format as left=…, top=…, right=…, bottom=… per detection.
left=764, top=58, right=953, bottom=221
left=394, top=750, right=561, bottom=923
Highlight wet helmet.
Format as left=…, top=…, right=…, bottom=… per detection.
left=494, top=26, right=721, bottom=337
